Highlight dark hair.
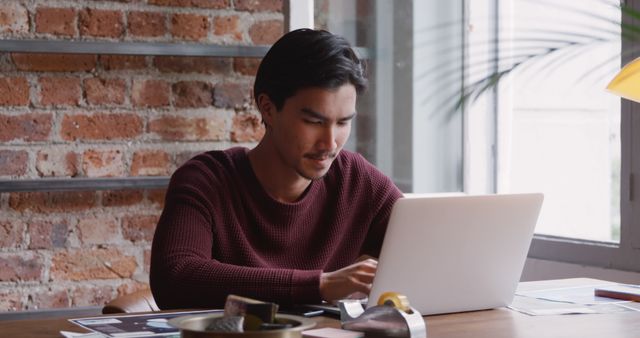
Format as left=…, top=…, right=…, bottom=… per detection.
left=253, top=29, right=367, bottom=110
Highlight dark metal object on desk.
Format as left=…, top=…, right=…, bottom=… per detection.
left=339, top=296, right=427, bottom=338
left=168, top=313, right=315, bottom=338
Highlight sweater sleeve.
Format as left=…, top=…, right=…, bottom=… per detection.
left=150, top=162, right=323, bottom=309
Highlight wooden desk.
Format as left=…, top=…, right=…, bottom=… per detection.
left=2, top=279, right=640, bottom=338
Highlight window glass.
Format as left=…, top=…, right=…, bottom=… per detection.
left=500, top=0, right=621, bottom=242
left=315, top=0, right=465, bottom=193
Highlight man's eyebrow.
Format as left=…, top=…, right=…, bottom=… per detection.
left=300, top=108, right=357, bottom=121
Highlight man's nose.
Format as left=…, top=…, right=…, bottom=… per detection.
left=319, top=125, right=338, bottom=152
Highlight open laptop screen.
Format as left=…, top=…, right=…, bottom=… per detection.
left=367, top=193, right=543, bottom=315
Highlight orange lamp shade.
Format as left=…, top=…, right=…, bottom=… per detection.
left=607, top=57, right=640, bottom=103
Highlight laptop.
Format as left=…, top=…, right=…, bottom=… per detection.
left=367, top=193, right=543, bottom=315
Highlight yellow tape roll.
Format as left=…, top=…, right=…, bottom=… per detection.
left=377, top=291, right=411, bottom=313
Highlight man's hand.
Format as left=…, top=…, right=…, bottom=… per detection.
left=319, top=258, right=377, bottom=302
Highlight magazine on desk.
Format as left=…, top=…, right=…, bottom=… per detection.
left=68, top=309, right=222, bottom=337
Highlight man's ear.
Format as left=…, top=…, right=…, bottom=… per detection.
left=257, top=94, right=276, bottom=127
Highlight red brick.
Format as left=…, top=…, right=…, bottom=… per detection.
left=51, top=248, right=137, bottom=281
left=0, top=113, right=52, bottom=142
left=31, top=288, right=69, bottom=310
left=0, top=3, right=29, bottom=34
left=77, top=216, right=120, bottom=245
left=84, top=78, right=126, bottom=106
left=122, top=214, right=159, bottom=242
left=235, top=0, right=282, bottom=12
left=39, top=77, right=81, bottom=106
left=100, top=55, right=147, bottom=70
left=154, top=56, right=232, bottom=74
left=0, top=150, right=28, bottom=176
left=131, top=79, right=170, bottom=107
left=248, top=19, right=283, bottom=45
left=10, top=191, right=96, bottom=213
left=214, top=15, right=242, bottom=40
left=102, top=190, right=144, bottom=207
left=234, top=58, right=261, bottom=76
left=147, top=189, right=166, bottom=207
left=71, top=285, right=113, bottom=307
left=131, top=150, right=170, bottom=176
left=9, top=192, right=46, bottom=212
left=36, top=149, right=78, bottom=177
left=0, top=290, right=23, bottom=311
left=79, top=9, right=124, bottom=38
left=149, top=115, right=225, bottom=141
left=171, top=13, right=209, bottom=41
left=61, top=113, right=142, bottom=141
left=49, top=192, right=96, bottom=212
left=0, top=219, right=25, bottom=249
left=12, top=53, right=97, bottom=72
left=82, top=149, right=125, bottom=177
left=214, top=82, right=252, bottom=108
left=28, top=219, right=69, bottom=249
left=0, top=254, right=43, bottom=282
left=128, top=11, right=166, bottom=37
left=117, top=282, right=150, bottom=297
left=149, top=0, right=230, bottom=9
left=0, top=77, right=29, bottom=106
left=231, top=113, right=264, bottom=142
left=35, top=7, right=76, bottom=36
left=173, top=81, right=213, bottom=108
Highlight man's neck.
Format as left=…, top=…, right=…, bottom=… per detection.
left=247, top=140, right=312, bottom=203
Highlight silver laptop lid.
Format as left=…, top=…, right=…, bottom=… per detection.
left=367, top=193, right=543, bottom=315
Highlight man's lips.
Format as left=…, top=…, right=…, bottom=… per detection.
left=304, top=153, right=336, bottom=161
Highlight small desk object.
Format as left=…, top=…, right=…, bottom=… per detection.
left=595, top=284, right=640, bottom=302
left=1, top=278, right=639, bottom=338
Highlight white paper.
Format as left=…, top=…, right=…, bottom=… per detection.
left=516, top=284, right=628, bottom=305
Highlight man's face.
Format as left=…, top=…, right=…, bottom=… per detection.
left=262, top=84, right=357, bottom=181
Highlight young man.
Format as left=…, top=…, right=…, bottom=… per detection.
left=150, top=29, right=403, bottom=309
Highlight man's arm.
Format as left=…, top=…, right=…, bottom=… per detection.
left=319, top=258, right=377, bottom=301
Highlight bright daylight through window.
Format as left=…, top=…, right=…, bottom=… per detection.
left=498, top=0, right=621, bottom=243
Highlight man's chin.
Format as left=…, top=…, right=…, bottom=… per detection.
left=301, top=173, right=328, bottom=181
left=299, top=158, right=335, bottom=180
left=298, top=168, right=330, bottom=181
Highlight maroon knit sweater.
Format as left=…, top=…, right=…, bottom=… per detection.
left=150, top=147, right=402, bottom=309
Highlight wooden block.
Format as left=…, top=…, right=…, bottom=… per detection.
left=223, top=294, right=278, bottom=330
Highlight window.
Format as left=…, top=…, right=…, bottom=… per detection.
left=315, top=0, right=640, bottom=272
left=490, top=0, right=640, bottom=272
left=467, top=0, right=639, bottom=272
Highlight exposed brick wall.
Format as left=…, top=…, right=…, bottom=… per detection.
left=0, top=0, right=281, bottom=312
